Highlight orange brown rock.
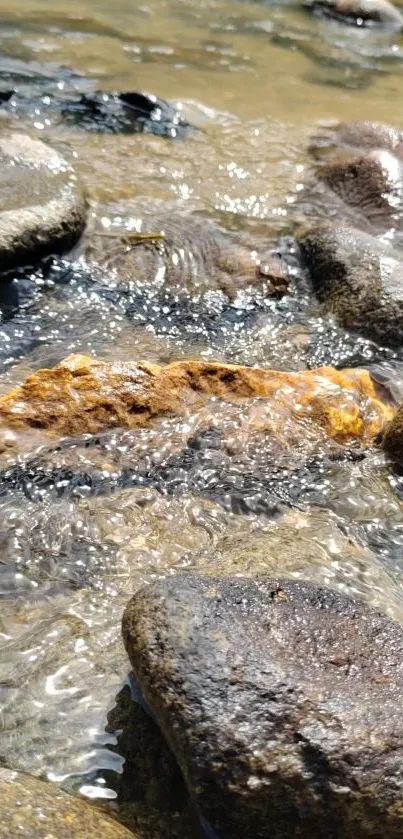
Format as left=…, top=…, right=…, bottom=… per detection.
left=0, top=354, right=394, bottom=455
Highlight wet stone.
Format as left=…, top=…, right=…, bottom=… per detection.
left=0, top=767, right=136, bottom=839
left=61, top=90, right=191, bottom=137
left=122, top=573, right=403, bottom=839
left=0, top=54, right=190, bottom=136
left=6, top=88, right=191, bottom=137
left=0, top=133, right=86, bottom=273
left=310, top=120, right=403, bottom=159
left=316, top=149, right=403, bottom=232
left=298, top=225, right=403, bottom=346
left=0, top=353, right=393, bottom=458
left=382, top=403, right=403, bottom=461
left=304, top=0, right=403, bottom=27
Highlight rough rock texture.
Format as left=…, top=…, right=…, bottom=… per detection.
left=317, top=149, right=403, bottom=229
left=298, top=225, right=403, bottom=345
left=0, top=133, right=86, bottom=273
left=122, top=573, right=403, bottom=839
left=0, top=768, right=136, bottom=838
left=305, top=0, right=403, bottom=27
left=0, top=353, right=393, bottom=456
left=309, top=122, right=403, bottom=165
left=381, top=404, right=403, bottom=460
left=332, top=121, right=403, bottom=155
left=85, top=214, right=289, bottom=298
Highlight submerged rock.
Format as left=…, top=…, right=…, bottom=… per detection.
left=85, top=214, right=289, bottom=299
left=3, top=86, right=190, bottom=137
left=0, top=767, right=136, bottom=838
left=0, top=353, right=393, bottom=456
left=305, top=0, right=403, bottom=27
left=311, top=120, right=403, bottom=158
left=298, top=225, right=403, bottom=345
left=122, top=573, right=403, bottom=839
left=0, top=133, right=86, bottom=273
left=316, top=149, right=403, bottom=230
left=63, top=90, right=190, bottom=137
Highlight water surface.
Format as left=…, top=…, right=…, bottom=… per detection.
left=1, top=0, right=403, bottom=836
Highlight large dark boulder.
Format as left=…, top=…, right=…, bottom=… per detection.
left=0, top=133, right=86, bottom=273
left=122, top=573, right=403, bottom=839
left=0, top=768, right=136, bottom=838
left=298, top=225, right=403, bottom=345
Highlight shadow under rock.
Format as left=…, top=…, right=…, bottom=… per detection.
left=106, top=683, right=199, bottom=839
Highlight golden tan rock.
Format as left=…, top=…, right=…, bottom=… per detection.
left=0, top=354, right=394, bottom=457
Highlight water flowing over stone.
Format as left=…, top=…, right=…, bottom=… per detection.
left=0, top=353, right=393, bottom=458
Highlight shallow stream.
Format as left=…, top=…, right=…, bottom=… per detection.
left=2, top=0, right=403, bottom=836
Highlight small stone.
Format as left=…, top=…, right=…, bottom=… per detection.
left=317, top=149, right=403, bottom=230
left=298, top=225, right=403, bottom=345
left=382, top=404, right=403, bottom=461
left=304, top=0, right=403, bottom=27
left=84, top=214, right=289, bottom=299
left=0, top=133, right=86, bottom=274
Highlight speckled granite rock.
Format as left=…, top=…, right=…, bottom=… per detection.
left=123, top=573, right=403, bottom=839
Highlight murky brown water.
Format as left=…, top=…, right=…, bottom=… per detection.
left=2, top=0, right=403, bottom=835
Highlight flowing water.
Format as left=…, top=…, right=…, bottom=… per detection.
left=2, top=0, right=403, bottom=836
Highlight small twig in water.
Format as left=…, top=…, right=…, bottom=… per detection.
left=94, top=231, right=165, bottom=246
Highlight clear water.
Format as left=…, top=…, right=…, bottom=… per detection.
left=2, top=0, right=403, bottom=836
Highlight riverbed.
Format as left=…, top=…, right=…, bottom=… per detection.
left=1, top=0, right=403, bottom=836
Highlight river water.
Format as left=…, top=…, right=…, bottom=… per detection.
left=1, top=1, right=403, bottom=836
